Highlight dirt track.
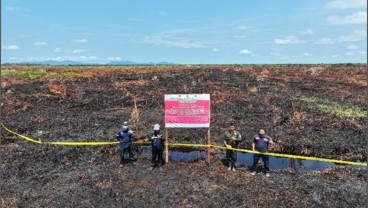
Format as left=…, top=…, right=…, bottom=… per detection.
left=1, top=64, right=367, bottom=207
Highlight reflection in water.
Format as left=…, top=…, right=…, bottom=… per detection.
left=136, top=147, right=353, bottom=172
left=236, top=153, right=335, bottom=172
left=137, top=147, right=206, bottom=162
left=170, top=150, right=207, bottom=162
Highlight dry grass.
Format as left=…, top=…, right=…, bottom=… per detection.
left=1, top=195, right=19, bottom=208
left=130, top=99, right=140, bottom=130
left=47, top=84, right=67, bottom=98
left=248, top=86, right=258, bottom=93
left=113, top=80, right=148, bottom=88
left=292, top=111, right=307, bottom=122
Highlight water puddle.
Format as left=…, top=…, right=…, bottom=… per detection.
left=236, top=153, right=335, bottom=173
left=136, top=147, right=364, bottom=172
left=137, top=147, right=206, bottom=162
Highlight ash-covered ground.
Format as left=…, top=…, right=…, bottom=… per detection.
left=1, top=65, right=367, bottom=207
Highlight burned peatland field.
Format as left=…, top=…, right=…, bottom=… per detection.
left=1, top=64, right=367, bottom=207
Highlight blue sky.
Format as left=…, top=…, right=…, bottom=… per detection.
left=2, top=0, right=367, bottom=64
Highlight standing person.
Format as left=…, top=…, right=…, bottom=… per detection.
left=251, top=129, right=274, bottom=177
left=122, top=121, right=135, bottom=160
left=123, top=121, right=133, bottom=134
left=148, top=124, right=165, bottom=171
left=223, top=123, right=242, bottom=172
left=116, top=124, right=134, bottom=168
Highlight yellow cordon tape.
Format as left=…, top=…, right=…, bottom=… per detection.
left=1, top=123, right=367, bottom=166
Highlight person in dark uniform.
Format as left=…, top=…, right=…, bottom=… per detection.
left=147, top=124, right=165, bottom=171
left=223, top=123, right=242, bottom=172
left=116, top=124, right=134, bottom=168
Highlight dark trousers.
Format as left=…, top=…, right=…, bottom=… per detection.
left=120, top=145, right=134, bottom=165
left=152, top=147, right=164, bottom=167
left=226, top=150, right=237, bottom=168
left=251, top=154, right=270, bottom=173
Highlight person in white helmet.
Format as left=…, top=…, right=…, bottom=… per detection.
left=147, top=124, right=165, bottom=171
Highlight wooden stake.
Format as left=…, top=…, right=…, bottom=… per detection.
left=165, top=128, right=169, bottom=163
left=207, top=128, right=211, bottom=163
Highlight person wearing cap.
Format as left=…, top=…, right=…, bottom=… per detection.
left=147, top=124, right=165, bottom=171
left=116, top=123, right=134, bottom=168
left=250, top=129, right=274, bottom=177
left=223, top=123, right=242, bottom=172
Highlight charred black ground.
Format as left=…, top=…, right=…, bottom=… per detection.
left=1, top=64, right=367, bottom=207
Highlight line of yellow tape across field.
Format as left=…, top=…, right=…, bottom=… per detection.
left=1, top=124, right=366, bottom=166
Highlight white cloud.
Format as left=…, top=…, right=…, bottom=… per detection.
left=72, top=38, right=89, bottom=43
left=72, top=49, right=86, bottom=53
left=239, top=49, right=253, bottom=54
left=346, top=51, right=354, bottom=56
left=165, top=40, right=206, bottom=48
left=107, top=57, right=122, bottom=61
left=314, top=38, right=334, bottom=44
left=9, top=57, right=18, bottom=60
left=144, top=35, right=206, bottom=48
left=326, top=0, right=366, bottom=9
left=54, top=56, right=97, bottom=61
left=55, top=48, right=86, bottom=53
left=79, top=56, right=97, bottom=60
left=331, top=54, right=340, bottom=58
left=34, top=42, right=47, bottom=46
left=339, top=30, right=367, bottom=42
left=236, top=25, right=248, bottom=30
left=299, top=29, right=313, bottom=35
left=19, top=56, right=99, bottom=62
left=304, top=52, right=312, bottom=56
left=359, top=51, right=367, bottom=54
left=212, top=48, right=220, bottom=52
left=346, top=45, right=358, bottom=50
left=2, top=45, right=19, bottom=50
left=326, top=12, right=367, bottom=24
left=274, top=36, right=305, bottom=44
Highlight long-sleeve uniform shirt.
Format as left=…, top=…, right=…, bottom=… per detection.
left=223, top=130, right=242, bottom=148
left=148, top=130, right=165, bottom=150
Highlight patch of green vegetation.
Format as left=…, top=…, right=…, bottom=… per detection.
left=7, top=70, right=75, bottom=79
left=12, top=70, right=49, bottom=79
left=1, top=65, right=156, bottom=80
left=2, top=66, right=93, bottom=80
left=294, top=95, right=367, bottom=120
left=259, top=84, right=282, bottom=92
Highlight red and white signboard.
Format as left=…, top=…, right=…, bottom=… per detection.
left=165, top=94, right=210, bottom=128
